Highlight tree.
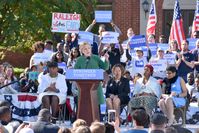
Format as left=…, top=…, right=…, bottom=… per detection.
left=0, top=0, right=97, bottom=52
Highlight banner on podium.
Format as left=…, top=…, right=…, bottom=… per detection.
left=65, top=69, right=104, bottom=80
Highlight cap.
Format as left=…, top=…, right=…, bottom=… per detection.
left=150, top=113, right=167, bottom=125
left=134, top=47, right=143, bottom=51
left=157, top=47, right=164, bottom=52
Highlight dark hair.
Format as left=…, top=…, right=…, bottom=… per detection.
left=70, top=47, right=80, bottom=60
left=45, top=40, right=53, bottom=45
left=165, top=127, right=177, bottom=133
left=32, top=41, right=45, bottom=52
left=132, top=109, right=149, bottom=127
left=182, top=40, right=189, bottom=45
left=105, top=123, right=114, bottom=133
left=0, top=100, right=10, bottom=108
left=4, top=66, right=15, bottom=82
left=47, top=61, right=58, bottom=68
left=166, top=65, right=177, bottom=73
left=112, top=64, right=125, bottom=75
left=134, top=73, right=142, bottom=78
left=0, top=106, right=10, bottom=118
left=54, top=51, right=65, bottom=62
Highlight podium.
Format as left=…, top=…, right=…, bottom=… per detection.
left=66, top=69, right=104, bottom=125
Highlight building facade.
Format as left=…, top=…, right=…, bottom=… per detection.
left=97, top=0, right=196, bottom=42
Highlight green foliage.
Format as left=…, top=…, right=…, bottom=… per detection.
left=14, top=67, right=24, bottom=78
left=0, top=0, right=97, bottom=52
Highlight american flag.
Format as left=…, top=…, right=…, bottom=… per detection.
left=169, top=0, right=185, bottom=49
left=191, top=0, right=199, bottom=38
left=146, top=0, right=157, bottom=38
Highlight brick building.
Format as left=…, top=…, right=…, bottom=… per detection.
left=97, top=0, right=196, bottom=42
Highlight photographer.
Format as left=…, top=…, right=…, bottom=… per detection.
left=20, top=67, right=38, bottom=93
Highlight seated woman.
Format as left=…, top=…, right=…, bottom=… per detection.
left=158, top=66, right=187, bottom=125
left=38, top=61, right=67, bottom=119
left=128, top=64, right=161, bottom=115
left=105, top=64, right=130, bottom=119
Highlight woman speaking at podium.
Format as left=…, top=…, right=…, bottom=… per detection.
left=74, top=42, right=109, bottom=105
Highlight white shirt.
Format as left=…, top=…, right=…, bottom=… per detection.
left=130, top=56, right=148, bottom=76
left=30, top=52, right=50, bottom=66
left=133, top=76, right=162, bottom=99
left=38, top=73, right=67, bottom=94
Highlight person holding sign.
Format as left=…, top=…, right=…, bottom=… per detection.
left=29, top=41, right=51, bottom=68
left=130, top=47, right=151, bottom=77
left=85, top=19, right=122, bottom=46
left=150, top=47, right=168, bottom=80
left=147, top=34, right=156, bottom=44
left=74, top=42, right=109, bottom=105
left=166, top=40, right=180, bottom=54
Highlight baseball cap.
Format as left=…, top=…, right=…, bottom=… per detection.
left=134, top=47, right=143, bottom=51
left=150, top=113, right=167, bottom=125
left=157, top=47, right=164, bottom=52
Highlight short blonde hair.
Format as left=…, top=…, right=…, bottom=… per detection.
left=73, top=119, right=87, bottom=129
left=79, top=42, right=91, bottom=53
left=90, top=121, right=105, bottom=133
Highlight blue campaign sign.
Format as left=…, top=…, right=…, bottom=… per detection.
left=95, top=11, right=112, bottom=23
left=65, top=69, right=104, bottom=80
left=157, top=43, right=169, bottom=51
left=187, top=38, right=198, bottom=51
left=78, top=31, right=94, bottom=44
left=148, top=43, right=158, bottom=56
left=129, top=35, right=146, bottom=49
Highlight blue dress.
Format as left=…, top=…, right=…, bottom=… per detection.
left=171, top=77, right=186, bottom=108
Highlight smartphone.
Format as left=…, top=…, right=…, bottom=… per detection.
left=108, top=109, right=116, bottom=122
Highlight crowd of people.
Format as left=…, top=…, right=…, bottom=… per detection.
left=0, top=20, right=199, bottom=133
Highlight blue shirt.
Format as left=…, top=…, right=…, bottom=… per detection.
left=122, top=129, right=147, bottom=133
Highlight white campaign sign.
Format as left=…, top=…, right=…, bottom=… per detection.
left=101, top=32, right=119, bottom=44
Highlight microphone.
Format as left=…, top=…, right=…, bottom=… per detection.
left=85, top=56, right=90, bottom=69
left=0, top=77, right=23, bottom=90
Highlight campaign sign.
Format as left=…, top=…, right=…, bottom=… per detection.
left=95, top=11, right=112, bottom=23
left=51, top=12, right=80, bottom=33
left=78, top=31, right=93, bottom=44
left=28, top=72, right=39, bottom=81
left=187, top=38, right=198, bottom=51
left=149, top=60, right=164, bottom=71
left=148, top=43, right=158, bottom=56
left=164, top=53, right=176, bottom=65
left=121, top=43, right=128, bottom=50
left=157, top=43, right=169, bottom=52
left=101, top=32, right=119, bottom=44
left=65, top=69, right=104, bottom=80
left=129, top=35, right=146, bottom=49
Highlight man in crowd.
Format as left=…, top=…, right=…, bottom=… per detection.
left=149, top=112, right=167, bottom=133
left=31, top=108, right=59, bottom=133
left=176, top=40, right=195, bottom=82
